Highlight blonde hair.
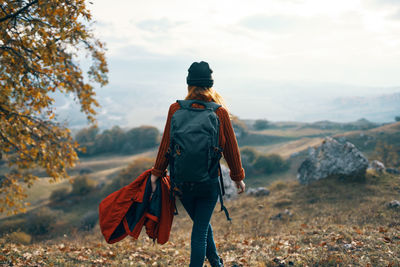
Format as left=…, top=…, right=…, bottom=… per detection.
left=185, top=86, right=232, bottom=119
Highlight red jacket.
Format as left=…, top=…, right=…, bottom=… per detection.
left=98, top=169, right=175, bottom=244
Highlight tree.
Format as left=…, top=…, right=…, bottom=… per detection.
left=253, top=153, right=289, bottom=175
left=123, top=126, right=160, bottom=154
left=395, top=116, right=400, bottom=122
left=253, top=119, right=270, bottom=130
left=0, top=1, right=108, bottom=215
left=75, top=125, right=99, bottom=144
left=231, top=115, right=248, bottom=138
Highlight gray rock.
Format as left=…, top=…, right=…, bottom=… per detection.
left=386, top=200, right=400, bottom=209
left=368, top=160, right=385, bottom=173
left=246, top=187, right=270, bottom=197
left=386, top=168, right=400, bottom=175
left=297, top=137, right=369, bottom=184
left=289, top=151, right=300, bottom=158
left=270, top=209, right=293, bottom=220
left=220, top=164, right=239, bottom=200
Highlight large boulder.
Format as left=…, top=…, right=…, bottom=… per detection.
left=297, top=137, right=369, bottom=184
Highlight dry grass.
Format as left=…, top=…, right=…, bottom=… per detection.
left=1, top=171, right=399, bottom=266
left=251, top=137, right=323, bottom=159
left=254, top=128, right=343, bottom=138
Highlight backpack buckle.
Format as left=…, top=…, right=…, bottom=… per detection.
left=213, top=146, right=223, bottom=157
left=175, top=144, right=181, bottom=155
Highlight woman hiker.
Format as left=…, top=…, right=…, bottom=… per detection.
left=150, top=61, right=246, bottom=267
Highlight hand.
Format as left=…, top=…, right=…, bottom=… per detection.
left=235, top=180, right=245, bottom=194
left=150, top=174, right=159, bottom=198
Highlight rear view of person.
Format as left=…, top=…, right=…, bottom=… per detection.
left=150, top=61, right=246, bottom=267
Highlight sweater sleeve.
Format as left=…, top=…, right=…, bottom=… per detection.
left=218, top=107, right=245, bottom=181
left=151, top=104, right=174, bottom=177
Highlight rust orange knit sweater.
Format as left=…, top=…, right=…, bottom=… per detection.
left=151, top=101, right=245, bottom=181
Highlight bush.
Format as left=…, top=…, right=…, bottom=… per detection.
left=79, top=210, right=98, bottom=231
left=240, top=147, right=258, bottom=176
left=25, top=207, right=59, bottom=235
left=253, top=119, right=270, bottom=130
left=50, top=186, right=71, bottom=202
left=240, top=147, right=257, bottom=163
left=76, top=125, right=160, bottom=156
left=253, top=153, right=289, bottom=175
left=0, top=218, right=26, bottom=234
left=71, top=175, right=97, bottom=196
left=116, top=157, right=155, bottom=187
left=122, top=126, right=160, bottom=154
left=7, top=231, right=32, bottom=244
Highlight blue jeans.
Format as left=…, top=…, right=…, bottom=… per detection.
left=178, top=180, right=222, bottom=267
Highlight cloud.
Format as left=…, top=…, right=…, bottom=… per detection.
left=239, top=14, right=300, bottom=33
left=136, top=17, right=185, bottom=33
left=375, top=0, right=400, bottom=4
left=388, top=8, right=400, bottom=19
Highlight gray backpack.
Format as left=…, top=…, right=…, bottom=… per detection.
left=167, top=99, right=231, bottom=220
left=169, top=99, right=222, bottom=183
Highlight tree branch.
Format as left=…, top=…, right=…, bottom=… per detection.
left=0, top=0, right=38, bottom=23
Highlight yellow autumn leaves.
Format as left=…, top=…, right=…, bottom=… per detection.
left=0, top=0, right=108, bottom=215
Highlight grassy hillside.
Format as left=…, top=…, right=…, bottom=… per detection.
left=0, top=120, right=399, bottom=266
left=1, top=170, right=399, bottom=266
left=236, top=119, right=386, bottom=163
left=333, top=121, right=400, bottom=158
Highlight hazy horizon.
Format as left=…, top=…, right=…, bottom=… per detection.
left=54, top=0, right=400, bottom=131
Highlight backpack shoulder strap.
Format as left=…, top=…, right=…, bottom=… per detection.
left=176, top=99, right=221, bottom=112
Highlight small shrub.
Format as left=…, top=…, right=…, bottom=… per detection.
left=0, top=218, right=26, bottom=234
left=79, top=210, right=98, bottom=231
left=26, top=207, right=59, bottom=236
left=50, top=186, right=71, bottom=202
left=253, top=119, right=270, bottom=130
left=253, top=153, right=289, bottom=175
left=240, top=147, right=257, bottom=163
left=117, top=157, right=155, bottom=187
left=71, top=175, right=97, bottom=196
left=7, top=231, right=32, bottom=244
left=240, top=147, right=258, bottom=176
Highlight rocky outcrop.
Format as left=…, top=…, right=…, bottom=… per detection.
left=297, top=137, right=369, bottom=184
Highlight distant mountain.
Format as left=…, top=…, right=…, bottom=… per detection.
left=325, top=92, right=400, bottom=123
left=53, top=89, right=400, bottom=132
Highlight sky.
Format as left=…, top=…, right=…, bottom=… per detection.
left=61, top=0, right=400, bottom=129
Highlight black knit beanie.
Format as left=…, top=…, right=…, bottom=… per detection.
left=186, top=61, right=214, bottom=87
